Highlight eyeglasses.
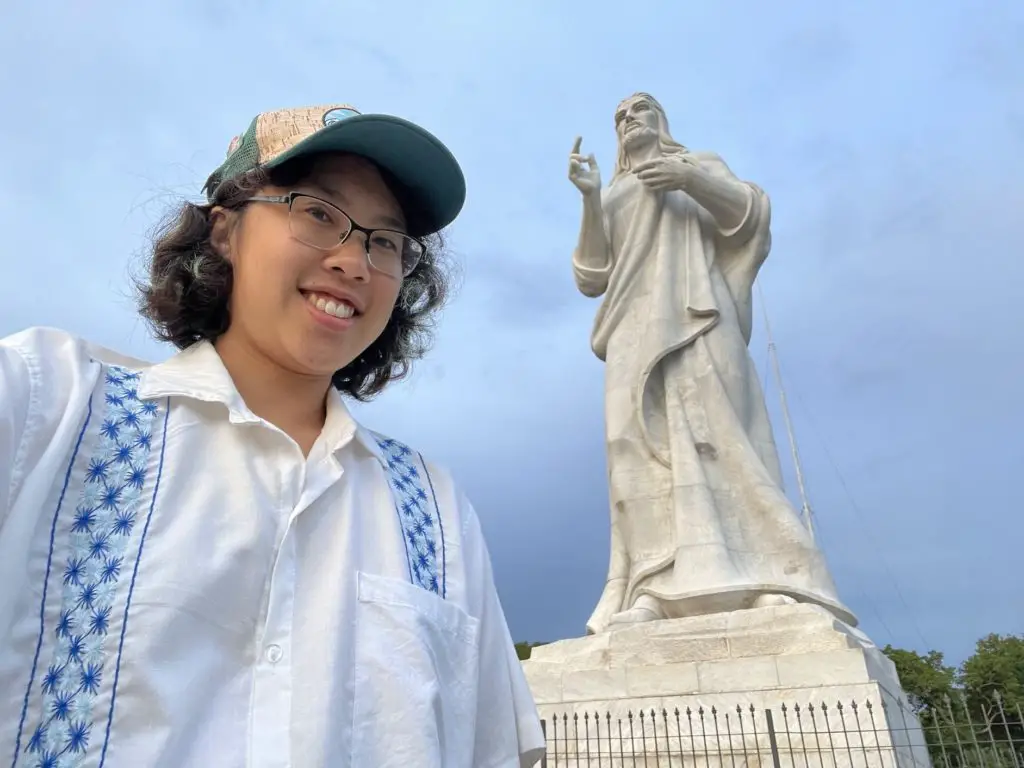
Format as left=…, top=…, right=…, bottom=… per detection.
left=247, top=192, right=425, bottom=277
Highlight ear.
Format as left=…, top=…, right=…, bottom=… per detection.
left=209, top=206, right=235, bottom=261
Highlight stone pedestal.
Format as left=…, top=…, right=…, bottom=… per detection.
left=522, top=604, right=932, bottom=767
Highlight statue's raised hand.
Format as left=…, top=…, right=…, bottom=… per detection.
left=569, top=136, right=601, bottom=195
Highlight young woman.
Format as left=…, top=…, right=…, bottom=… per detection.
left=0, top=104, right=545, bottom=767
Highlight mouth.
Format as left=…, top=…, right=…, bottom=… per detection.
left=301, top=290, right=362, bottom=321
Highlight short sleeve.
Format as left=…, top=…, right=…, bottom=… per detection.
left=0, top=339, right=33, bottom=523
left=0, top=327, right=100, bottom=528
left=460, top=503, right=546, bottom=768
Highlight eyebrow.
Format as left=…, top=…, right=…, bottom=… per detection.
left=307, top=181, right=407, bottom=231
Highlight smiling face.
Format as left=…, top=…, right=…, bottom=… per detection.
left=210, top=153, right=406, bottom=384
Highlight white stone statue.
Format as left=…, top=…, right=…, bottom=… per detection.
left=569, top=92, right=856, bottom=634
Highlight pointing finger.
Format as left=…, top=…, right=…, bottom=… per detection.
left=572, top=136, right=583, bottom=154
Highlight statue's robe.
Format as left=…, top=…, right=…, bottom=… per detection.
left=573, top=153, right=855, bottom=634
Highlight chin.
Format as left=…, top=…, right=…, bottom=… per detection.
left=283, top=337, right=357, bottom=378
left=623, top=131, right=655, bottom=149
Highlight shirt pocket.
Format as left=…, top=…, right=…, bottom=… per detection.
left=351, top=571, right=481, bottom=768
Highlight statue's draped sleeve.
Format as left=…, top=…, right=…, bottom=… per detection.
left=571, top=193, right=614, bottom=299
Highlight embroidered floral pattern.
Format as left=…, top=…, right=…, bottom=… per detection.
left=374, top=436, right=445, bottom=597
left=19, top=367, right=162, bottom=768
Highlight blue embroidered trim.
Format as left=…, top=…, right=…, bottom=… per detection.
left=14, top=366, right=165, bottom=768
left=374, top=436, right=445, bottom=597
left=421, top=461, right=447, bottom=599
left=12, top=395, right=95, bottom=768
left=100, top=397, right=170, bottom=766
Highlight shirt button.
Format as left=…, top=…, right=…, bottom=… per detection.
left=265, top=644, right=283, bottom=664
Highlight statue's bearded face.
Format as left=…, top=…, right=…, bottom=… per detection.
left=615, top=98, right=659, bottom=150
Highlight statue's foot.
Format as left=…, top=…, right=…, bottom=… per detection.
left=753, top=593, right=797, bottom=608
left=609, top=606, right=661, bottom=626
left=585, top=578, right=629, bottom=635
left=609, top=595, right=664, bottom=626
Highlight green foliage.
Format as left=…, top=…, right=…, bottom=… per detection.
left=960, top=634, right=1024, bottom=714
left=514, top=641, right=547, bottom=661
left=883, top=634, right=1024, bottom=767
left=881, top=645, right=957, bottom=715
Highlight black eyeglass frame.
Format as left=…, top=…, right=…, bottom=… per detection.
left=247, top=191, right=425, bottom=277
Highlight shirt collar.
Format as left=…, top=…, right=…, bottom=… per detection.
left=138, top=341, right=385, bottom=463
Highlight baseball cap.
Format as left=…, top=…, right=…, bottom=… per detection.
left=202, top=104, right=466, bottom=236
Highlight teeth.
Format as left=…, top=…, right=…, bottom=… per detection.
left=309, top=292, right=355, bottom=319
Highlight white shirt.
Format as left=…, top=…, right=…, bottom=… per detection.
left=0, top=327, right=544, bottom=768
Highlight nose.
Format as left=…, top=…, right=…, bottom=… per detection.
left=323, top=235, right=371, bottom=282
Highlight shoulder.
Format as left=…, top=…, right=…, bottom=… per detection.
left=368, top=431, right=480, bottom=538
left=3, top=325, right=92, bottom=366
left=691, top=152, right=765, bottom=189
left=2, top=326, right=151, bottom=372
left=0, top=327, right=145, bottom=517
left=2, top=327, right=98, bottom=407
left=1, top=326, right=153, bottom=405
left=689, top=150, right=734, bottom=175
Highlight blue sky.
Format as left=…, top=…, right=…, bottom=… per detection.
left=2, top=0, right=1021, bottom=664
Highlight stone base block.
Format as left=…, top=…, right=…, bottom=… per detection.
left=522, top=604, right=932, bottom=767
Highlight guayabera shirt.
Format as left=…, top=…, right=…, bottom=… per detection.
left=0, top=327, right=544, bottom=768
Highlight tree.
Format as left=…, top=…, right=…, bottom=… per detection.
left=960, top=634, right=1024, bottom=711
left=960, top=634, right=1024, bottom=749
left=515, top=641, right=547, bottom=661
left=883, top=635, right=1024, bottom=766
left=882, top=645, right=956, bottom=716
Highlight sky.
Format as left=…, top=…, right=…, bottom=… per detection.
left=1, top=0, right=1021, bottom=666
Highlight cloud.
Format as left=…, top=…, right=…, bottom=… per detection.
left=2, top=0, right=1021, bottom=664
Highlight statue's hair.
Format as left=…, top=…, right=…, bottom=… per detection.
left=612, top=92, right=689, bottom=182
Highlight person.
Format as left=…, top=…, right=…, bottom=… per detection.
left=568, top=92, right=855, bottom=635
left=0, top=104, right=545, bottom=767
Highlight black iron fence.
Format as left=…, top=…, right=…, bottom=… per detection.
left=539, top=693, right=1023, bottom=768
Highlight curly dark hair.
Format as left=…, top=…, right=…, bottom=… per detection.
left=136, top=156, right=453, bottom=400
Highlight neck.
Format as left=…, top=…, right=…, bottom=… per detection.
left=214, top=331, right=331, bottom=449
left=625, top=140, right=661, bottom=169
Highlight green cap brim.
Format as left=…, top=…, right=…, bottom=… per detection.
left=265, top=114, right=465, bottom=237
